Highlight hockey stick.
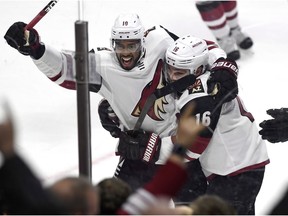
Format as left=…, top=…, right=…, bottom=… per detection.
left=25, top=0, right=59, bottom=30
left=134, top=74, right=196, bottom=131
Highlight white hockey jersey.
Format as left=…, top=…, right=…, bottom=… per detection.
left=33, top=26, right=178, bottom=164
left=177, top=72, right=270, bottom=177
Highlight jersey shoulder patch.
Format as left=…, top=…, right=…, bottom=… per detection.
left=188, top=78, right=205, bottom=94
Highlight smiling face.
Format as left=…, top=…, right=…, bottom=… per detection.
left=113, top=39, right=142, bottom=70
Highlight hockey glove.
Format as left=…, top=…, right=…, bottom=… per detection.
left=118, top=130, right=161, bottom=163
left=98, top=99, right=121, bottom=138
left=207, top=58, right=238, bottom=103
left=259, top=108, right=288, bottom=143
left=4, top=22, right=45, bottom=59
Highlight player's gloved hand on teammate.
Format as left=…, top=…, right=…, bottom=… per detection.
left=117, top=130, right=161, bottom=163
left=4, top=21, right=45, bottom=59
left=259, top=108, right=288, bottom=143
left=207, top=58, right=238, bottom=103
left=98, top=99, right=121, bottom=138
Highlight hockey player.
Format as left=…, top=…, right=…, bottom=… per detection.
left=164, top=35, right=270, bottom=214
left=4, top=13, right=180, bottom=191
left=4, top=13, right=235, bottom=202
left=97, top=34, right=238, bottom=204
left=196, top=1, right=253, bottom=60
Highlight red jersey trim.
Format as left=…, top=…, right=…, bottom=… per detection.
left=188, top=136, right=210, bottom=154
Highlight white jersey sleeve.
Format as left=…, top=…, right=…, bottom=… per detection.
left=33, top=45, right=65, bottom=80
left=33, top=45, right=102, bottom=89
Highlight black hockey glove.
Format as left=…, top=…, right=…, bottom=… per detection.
left=4, top=22, right=45, bottom=59
left=259, top=108, right=288, bottom=143
left=98, top=99, right=121, bottom=138
left=118, top=130, right=161, bottom=163
left=207, top=58, right=238, bottom=103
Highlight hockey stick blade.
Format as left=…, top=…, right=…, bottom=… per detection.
left=134, top=74, right=196, bottom=131
left=25, top=0, right=59, bottom=30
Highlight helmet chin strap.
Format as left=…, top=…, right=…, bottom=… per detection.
left=135, top=37, right=146, bottom=64
left=137, top=46, right=146, bottom=64
left=193, top=65, right=207, bottom=77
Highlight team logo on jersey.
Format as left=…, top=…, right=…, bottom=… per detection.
left=188, top=78, right=204, bottom=94
left=132, top=60, right=168, bottom=121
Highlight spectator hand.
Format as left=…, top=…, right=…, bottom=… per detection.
left=4, top=21, right=44, bottom=59
left=98, top=99, right=121, bottom=138
left=176, top=103, right=205, bottom=149
left=0, top=101, right=15, bottom=158
left=259, top=108, right=288, bottom=143
left=207, top=58, right=238, bottom=103
left=118, top=130, right=161, bottom=163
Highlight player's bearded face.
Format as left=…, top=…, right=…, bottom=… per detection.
left=114, top=39, right=141, bottom=70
